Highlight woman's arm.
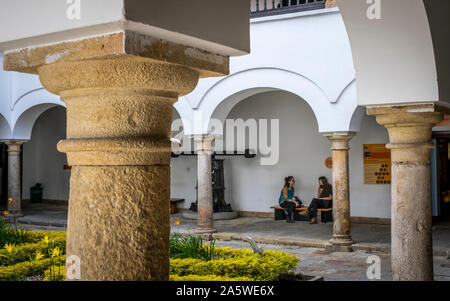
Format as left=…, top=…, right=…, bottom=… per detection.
left=319, top=186, right=333, bottom=201
left=320, top=194, right=333, bottom=201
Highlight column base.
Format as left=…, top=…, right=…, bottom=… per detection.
left=195, top=226, right=217, bottom=236
left=326, top=236, right=355, bottom=252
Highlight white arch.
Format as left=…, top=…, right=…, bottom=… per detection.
left=187, top=68, right=359, bottom=134
left=12, top=103, right=65, bottom=140
left=337, top=0, right=449, bottom=105
left=0, top=114, right=13, bottom=139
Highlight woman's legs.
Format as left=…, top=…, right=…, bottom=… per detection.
left=308, top=199, right=325, bottom=220
left=280, top=202, right=295, bottom=222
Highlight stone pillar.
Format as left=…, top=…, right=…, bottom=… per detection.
left=2, top=140, right=27, bottom=217
left=324, top=132, right=355, bottom=251
left=194, top=135, right=217, bottom=235
left=3, top=32, right=229, bottom=280
left=368, top=105, right=444, bottom=281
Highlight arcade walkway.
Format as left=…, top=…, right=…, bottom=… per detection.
left=170, top=214, right=450, bottom=257
left=5, top=203, right=450, bottom=257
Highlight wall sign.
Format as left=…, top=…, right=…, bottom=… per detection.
left=363, top=144, right=391, bottom=185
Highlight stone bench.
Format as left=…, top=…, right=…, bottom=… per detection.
left=270, top=206, right=332, bottom=223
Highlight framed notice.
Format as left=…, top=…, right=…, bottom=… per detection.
left=363, top=144, right=391, bottom=185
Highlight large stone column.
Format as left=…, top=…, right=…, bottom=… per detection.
left=2, top=140, right=27, bottom=217
left=368, top=104, right=444, bottom=281
left=3, top=33, right=229, bottom=280
left=324, top=132, right=355, bottom=251
left=194, top=135, right=217, bottom=235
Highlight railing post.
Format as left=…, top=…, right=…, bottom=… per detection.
left=256, top=0, right=259, bottom=11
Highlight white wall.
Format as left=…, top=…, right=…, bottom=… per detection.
left=176, top=8, right=360, bottom=135
left=22, top=106, right=70, bottom=201
left=171, top=91, right=392, bottom=218
left=337, top=0, right=441, bottom=105
left=349, top=114, right=391, bottom=218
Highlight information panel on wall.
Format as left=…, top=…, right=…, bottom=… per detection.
left=363, top=144, right=391, bottom=185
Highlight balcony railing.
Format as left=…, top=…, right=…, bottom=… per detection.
left=251, top=0, right=326, bottom=18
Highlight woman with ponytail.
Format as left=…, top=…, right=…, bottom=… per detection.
left=278, top=176, right=301, bottom=223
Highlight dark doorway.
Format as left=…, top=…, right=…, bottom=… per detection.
left=433, top=135, right=450, bottom=220
left=0, top=143, right=8, bottom=210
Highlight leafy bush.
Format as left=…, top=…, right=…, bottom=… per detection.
left=170, top=247, right=299, bottom=281
left=170, top=233, right=217, bottom=261
left=0, top=220, right=33, bottom=247
left=0, top=232, right=66, bottom=266
left=0, top=256, right=66, bottom=281
left=170, top=274, right=253, bottom=281
left=43, top=265, right=65, bottom=281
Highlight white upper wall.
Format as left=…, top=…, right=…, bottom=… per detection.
left=176, top=8, right=360, bottom=134
left=0, top=0, right=250, bottom=56
left=337, top=0, right=448, bottom=105
left=1, top=7, right=360, bottom=139
left=0, top=55, right=64, bottom=140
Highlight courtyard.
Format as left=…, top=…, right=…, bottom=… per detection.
left=4, top=203, right=450, bottom=281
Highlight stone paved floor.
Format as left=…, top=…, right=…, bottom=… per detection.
left=170, top=213, right=450, bottom=256
left=215, top=240, right=450, bottom=281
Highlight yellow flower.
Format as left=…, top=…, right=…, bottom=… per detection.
left=8, top=197, right=12, bottom=203
left=174, top=220, right=180, bottom=226
left=2, top=211, right=8, bottom=216
left=4, top=243, right=15, bottom=254
left=35, top=251, right=44, bottom=261
left=42, top=235, right=50, bottom=244
left=51, top=246, right=60, bottom=258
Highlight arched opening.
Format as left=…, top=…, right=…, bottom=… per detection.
left=222, top=90, right=328, bottom=213
left=22, top=106, right=69, bottom=209
left=170, top=109, right=197, bottom=211
left=0, top=114, right=11, bottom=210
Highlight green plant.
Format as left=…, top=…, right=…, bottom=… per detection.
left=0, top=220, right=33, bottom=247
left=170, top=233, right=217, bottom=261
left=0, top=256, right=66, bottom=281
left=170, top=274, right=253, bottom=281
left=43, top=265, right=65, bottom=281
left=0, top=233, right=66, bottom=266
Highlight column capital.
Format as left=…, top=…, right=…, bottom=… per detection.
left=1, top=140, right=28, bottom=153
left=4, top=32, right=229, bottom=78
left=323, top=132, right=356, bottom=150
left=367, top=104, right=445, bottom=163
left=191, top=134, right=220, bottom=152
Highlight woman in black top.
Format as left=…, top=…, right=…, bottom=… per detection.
left=300, top=176, right=332, bottom=224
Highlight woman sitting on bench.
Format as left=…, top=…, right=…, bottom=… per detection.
left=279, top=176, right=301, bottom=223
left=300, top=176, right=332, bottom=224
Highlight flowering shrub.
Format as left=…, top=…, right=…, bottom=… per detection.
left=1, top=225, right=299, bottom=281
left=170, top=274, right=254, bottom=281
left=0, top=256, right=66, bottom=281
left=0, top=228, right=67, bottom=281
left=170, top=247, right=299, bottom=281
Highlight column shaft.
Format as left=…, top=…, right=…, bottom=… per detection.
left=324, top=133, right=355, bottom=250
left=368, top=105, right=443, bottom=281
left=2, top=141, right=26, bottom=216
left=195, top=135, right=217, bottom=235
left=38, top=58, right=200, bottom=281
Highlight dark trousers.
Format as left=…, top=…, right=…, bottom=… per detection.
left=280, top=201, right=296, bottom=219
left=307, top=198, right=327, bottom=219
